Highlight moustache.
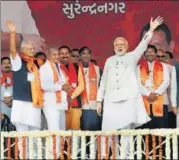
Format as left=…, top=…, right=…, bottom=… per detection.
left=62, top=57, right=69, bottom=59
left=5, top=66, right=10, bottom=68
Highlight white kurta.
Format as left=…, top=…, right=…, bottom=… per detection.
left=102, top=97, right=150, bottom=131
left=166, top=64, right=177, bottom=111
left=137, top=61, right=170, bottom=97
left=97, top=31, right=154, bottom=131
left=39, top=61, right=68, bottom=131
left=10, top=54, right=41, bottom=128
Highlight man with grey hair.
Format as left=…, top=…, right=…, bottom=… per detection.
left=96, top=16, right=164, bottom=158
left=6, top=21, right=43, bottom=159
left=39, top=46, right=69, bottom=157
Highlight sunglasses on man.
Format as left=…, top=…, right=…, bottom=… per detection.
left=156, top=55, right=166, bottom=58
left=71, top=55, right=79, bottom=58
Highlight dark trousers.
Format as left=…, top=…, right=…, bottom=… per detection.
left=140, top=105, right=168, bottom=129
left=137, top=105, right=168, bottom=160
left=168, top=111, right=176, bottom=128
left=80, top=110, right=102, bottom=157
left=81, top=110, right=101, bottom=131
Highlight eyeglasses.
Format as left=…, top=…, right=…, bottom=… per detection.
left=157, top=55, right=166, bottom=58
left=71, top=55, right=79, bottom=58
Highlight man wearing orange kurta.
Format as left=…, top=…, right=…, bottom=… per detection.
left=138, top=45, right=170, bottom=128
left=58, top=45, right=84, bottom=130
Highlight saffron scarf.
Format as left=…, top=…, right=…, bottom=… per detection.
left=21, top=53, right=43, bottom=108
left=1, top=72, right=13, bottom=88
left=60, top=63, right=78, bottom=107
left=78, top=62, right=97, bottom=105
left=48, top=61, right=62, bottom=104
left=140, top=60, right=164, bottom=117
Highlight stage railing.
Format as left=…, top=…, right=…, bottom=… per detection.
left=1, top=129, right=179, bottom=159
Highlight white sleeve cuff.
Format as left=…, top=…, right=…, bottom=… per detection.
left=10, top=53, right=22, bottom=71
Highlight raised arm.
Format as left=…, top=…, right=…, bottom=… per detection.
left=132, top=16, right=164, bottom=61
left=6, top=20, right=17, bottom=59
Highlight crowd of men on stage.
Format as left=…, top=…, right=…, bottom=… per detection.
left=1, top=18, right=179, bottom=158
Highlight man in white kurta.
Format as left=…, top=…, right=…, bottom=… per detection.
left=6, top=21, right=41, bottom=159
left=96, top=17, right=164, bottom=158
left=39, top=47, right=69, bottom=157
left=138, top=46, right=170, bottom=128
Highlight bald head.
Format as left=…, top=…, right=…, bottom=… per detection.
left=113, top=37, right=128, bottom=56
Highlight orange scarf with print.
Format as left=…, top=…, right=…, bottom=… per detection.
left=1, top=72, right=13, bottom=88
left=48, top=61, right=62, bottom=104
left=79, top=62, right=97, bottom=105
left=140, top=60, right=164, bottom=117
left=60, top=63, right=78, bottom=107
left=21, top=53, right=43, bottom=108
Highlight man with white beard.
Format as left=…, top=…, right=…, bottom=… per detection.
left=96, top=16, right=164, bottom=159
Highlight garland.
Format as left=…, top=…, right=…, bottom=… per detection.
left=22, top=137, right=26, bottom=160
left=120, top=135, right=125, bottom=159
left=97, top=135, right=101, bottom=160
left=37, top=137, right=42, bottom=159
left=67, top=136, right=71, bottom=160
left=104, top=136, right=109, bottom=160
left=45, top=136, right=50, bottom=159
left=172, top=134, right=177, bottom=159
left=158, top=136, right=163, bottom=160
left=14, top=137, right=19, bottom=160
left=165, top=135, right=170, bottom=159
left=72, top=136, right=77, bottom=159
left=1, top=129, right=179, bottom=160
left=29, top=137, right=34, bottom=159
left=152, top=135, right=156, bottom=160
left=1, top=136, right=4, bottom=159
left=112, top=135, right=116, bottom=159
left=90, top=135, right=95, bottom=159
left=129, top=135, right=134, bottom=159
left=137, top=135, right=142, bottom=159
left=7, top=137, right=11, bottom=160
left=52, top=135, right=57, bottom=160
left=81, top=136, right=86, bottom=159
left=145, top=135, right=149, bottom=160
left=60, top=136, right=65, bottom=159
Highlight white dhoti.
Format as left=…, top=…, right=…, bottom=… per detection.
left=43, top=92, right=67, bottom=157
left=11, top=100, right=41, bottom=159
left=101, top=97, right=150, bottom=159
left=102, top=96, right=151, bottom=131
left=11, top=100, right=41, bottom=128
